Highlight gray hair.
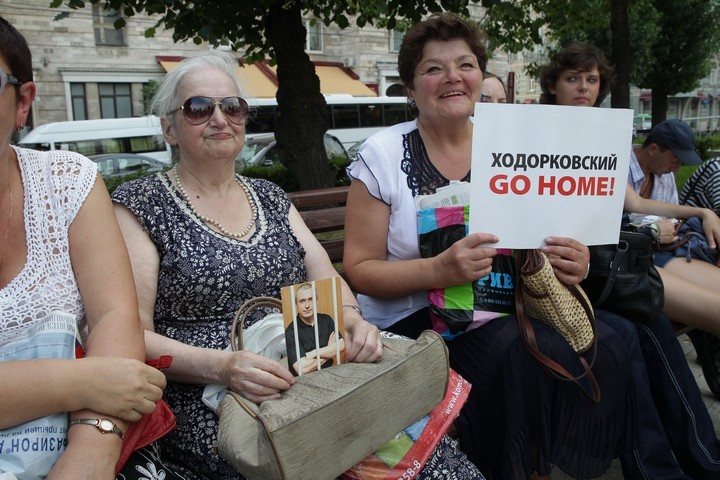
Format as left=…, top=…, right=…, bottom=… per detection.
left=151, top=50, right=246, bottom=162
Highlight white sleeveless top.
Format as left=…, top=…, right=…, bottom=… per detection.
left=0, top=146, right=96, bottom=346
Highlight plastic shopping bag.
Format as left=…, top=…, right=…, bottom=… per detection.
left=340, top=369, right=471, bottom=480
left=0, top=312, right=78, bottom=479
left=418, top=205, right=515, bottom=339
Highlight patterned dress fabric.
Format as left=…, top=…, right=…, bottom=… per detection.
left=112, top=172, right=485, bottom=480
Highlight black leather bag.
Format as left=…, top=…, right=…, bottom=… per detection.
left=581, top=231, right=664, bottom=323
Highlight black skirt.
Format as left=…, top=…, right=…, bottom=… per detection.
left=388, top=307, right=637, bottom=479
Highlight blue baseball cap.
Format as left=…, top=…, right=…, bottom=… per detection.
left=648, top=119, right=702, bottom=165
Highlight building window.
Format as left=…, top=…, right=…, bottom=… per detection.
left=527, top=78, right=536, bottom=93
left=93, top=5, right=126, bottom=46
left=99, top=83, right=132, bottom=118
left=390, top=30, right=404, bottom=53
left=304, top=19, right=322, bottom=53
left=71, top=83, right=87, bottom=121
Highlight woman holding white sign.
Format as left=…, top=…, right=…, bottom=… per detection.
left=344, top=13, right=636, bottom=480
left=540, top=41, right=720, bottom=479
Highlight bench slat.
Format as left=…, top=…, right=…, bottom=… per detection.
left=288, top=186, right=350, bottom=209
left=299, top=207, right=346, bottom=234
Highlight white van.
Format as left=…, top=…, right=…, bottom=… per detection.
left=18, top=116, right=171, bottom=164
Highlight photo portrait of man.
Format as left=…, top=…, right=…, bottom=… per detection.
left=285, top=282, right=345, bottom=376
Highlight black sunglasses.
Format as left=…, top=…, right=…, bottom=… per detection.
left=0, top=66, right=22, bottom=91
left=168, top=96, right=249, bottom=126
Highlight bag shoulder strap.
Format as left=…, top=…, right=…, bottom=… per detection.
left=515, top=251, right=601, bottom=402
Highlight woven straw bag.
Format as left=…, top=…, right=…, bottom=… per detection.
left=216, top=296, right=450, bottom=480
left=516, top=250, right=600, bottom=401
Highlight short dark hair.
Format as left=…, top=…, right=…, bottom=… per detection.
left=0, top=16, right=33, bottom=89
left=539, top=41, right=614, bottom=107
left=398, top=12, right=487, bottom=115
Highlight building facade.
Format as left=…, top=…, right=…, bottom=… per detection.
left=6, top=0, right=720, bottom=136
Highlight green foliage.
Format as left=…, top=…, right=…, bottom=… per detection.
left=675, top=164, right=699, bottom=191
left=695, top=133, right=720, bottom=161
left=237, top=163, right=299, bottom=192
left=102, top=167, right=165, bottom=194
left=237, top=154, right=350, bottom=192
left=142, top=80, right=158, bottom=115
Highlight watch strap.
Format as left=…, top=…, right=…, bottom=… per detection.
left=69, top=418, right=125, bottom=440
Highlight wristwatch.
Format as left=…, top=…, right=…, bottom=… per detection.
left=69, top=418, right=125, bottom=440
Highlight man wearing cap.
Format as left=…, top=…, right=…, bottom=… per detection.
left=628, top=119, right=703, bottom=204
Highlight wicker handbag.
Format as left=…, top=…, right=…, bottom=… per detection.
left=516, top=249, right=600, bottom=402
left=216, top=297, right=450, bottom=480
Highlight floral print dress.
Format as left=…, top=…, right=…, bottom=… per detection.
left=113, top=173, right=307, bottom=479
left=112, top=172, right=485, bottom=480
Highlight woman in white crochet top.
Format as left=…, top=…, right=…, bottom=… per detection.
left=0, top=16, right=166, bottom=479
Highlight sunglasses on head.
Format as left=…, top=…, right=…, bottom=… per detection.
left=168, top=96, right=249, bottom=126
left=0, top=66, right=22, bottom=91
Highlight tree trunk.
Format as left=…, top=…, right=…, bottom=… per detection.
left=610, top=0, right=630, bottom=108
left=651, top=88, right=669, bottom=126
left=265, top=1, right=335, bottom=190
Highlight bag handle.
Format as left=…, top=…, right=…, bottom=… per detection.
left=593, top=241, right=627, bottom=307
left=230, top=296, right=283, bottom=352
left=515, top=250, right=601, bottom=402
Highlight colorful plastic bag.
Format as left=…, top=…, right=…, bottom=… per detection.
left=340, top=369, right=471, bottom=480
left=417, top=205, right=515, bottom=339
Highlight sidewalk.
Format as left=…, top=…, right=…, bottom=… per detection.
left=553, top=333, right=720, bottom=479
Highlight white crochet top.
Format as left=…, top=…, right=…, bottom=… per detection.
left=0, top=147, right=96, bottom=346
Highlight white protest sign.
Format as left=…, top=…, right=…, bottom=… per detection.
left=469, top=103, right=633, bottom=249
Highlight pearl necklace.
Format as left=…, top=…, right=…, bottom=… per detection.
left=173, top=165, right=257, bottom=239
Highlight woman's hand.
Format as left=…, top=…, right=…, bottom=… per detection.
left=78, top=358, right=167, bottom=422
left=540, top=237, right=590, bottom=285
left=699, top=208, right=720, bottom=249
left=224, top=350, right=295, bottom=404
left=343, top=311, right=383, bottom=364
left=434, top=233, right=499, bottom=287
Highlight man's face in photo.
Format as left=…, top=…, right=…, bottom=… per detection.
left=296, top=287, right=316, bottom=322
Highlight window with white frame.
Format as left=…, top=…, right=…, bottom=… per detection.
left=527, top=78, right=537, bottom=93
left=304, top=19, right=322, bottom=53
left=93, top=5, right=126, bottom=46
left=390, top=30, right=404, bottom=53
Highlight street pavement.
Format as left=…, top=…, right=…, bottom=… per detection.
left=553, top=333, right=720, bottom=479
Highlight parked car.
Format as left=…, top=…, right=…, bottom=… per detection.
left=237, top=133, right=349, bottom=169
left=633, top=113, right=652, bottom=137
left=347, top=138, right=367, bottom=159
left=88, top=153, right=168, bottom=179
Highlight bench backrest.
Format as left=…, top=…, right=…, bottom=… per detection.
left=287, top=186, right=349, bottom=267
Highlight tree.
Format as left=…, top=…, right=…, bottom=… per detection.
left=52, top=0, right=481, bottom=189
left=480, top=0, right=720, bottom=124
left=637, top=0, right=720, bottom=126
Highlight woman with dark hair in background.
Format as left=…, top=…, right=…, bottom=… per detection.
left=540, top=41, right=720, bottom=479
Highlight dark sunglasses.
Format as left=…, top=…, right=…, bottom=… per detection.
left=168, top=96, right=249, bottom=125
left=0, top=67, right=22, bottom=91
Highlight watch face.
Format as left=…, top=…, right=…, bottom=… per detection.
left=98, top=419, right=114, bottom=432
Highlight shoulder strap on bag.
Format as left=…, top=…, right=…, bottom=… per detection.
left=593, top=242, right=625, bottom=307
left=514, top=252, right=601, bottom=402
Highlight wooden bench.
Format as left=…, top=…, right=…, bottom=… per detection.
left=288, top=185, right=720, bottom=400
left=288, top=185, right=349, bottom=268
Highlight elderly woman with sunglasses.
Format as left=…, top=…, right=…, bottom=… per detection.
left=0, top=16, right=167, bottom=479
left=110, top=50, right=392, bottom=478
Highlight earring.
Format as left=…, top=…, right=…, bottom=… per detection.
left=408, top=99, right=417, bottom=109
left=15, top=123, right=24, bottom=133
